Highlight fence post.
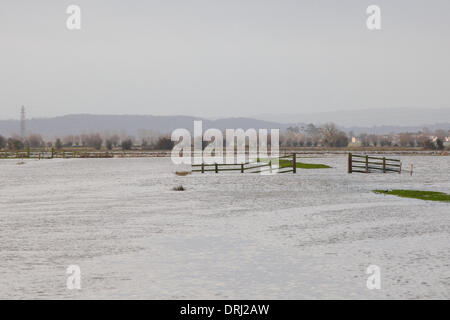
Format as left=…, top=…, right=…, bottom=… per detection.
left=365, top=155, right=369, bottom=173
left=201, top=163, right=204, bottom=174
left=383, top=157, right=386, bottom=173
left=410, top=164, right=413, bottom=176
left=348, top=153, right=352, bottom=173
left=293, top=153, right=296, bottom=173
left=399, top=161, right=402, bottom=174
left=51, top=148, right=54, bottom=159
left=215, top=163, right=218, bottom=173
left=241, top=163, right=244, bottom=173
left=269, top=160, right=272, bottom=174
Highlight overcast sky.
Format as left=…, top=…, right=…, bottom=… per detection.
left=1, top=0, right=449, bottom=120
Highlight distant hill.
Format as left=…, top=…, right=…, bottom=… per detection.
left=0, top=113, right=448, bottom=138
left=0, top=114, right=292, bottom=138
left=254, top=108, right=450, bottom=127
left=344, top=123, right=450, bottom=135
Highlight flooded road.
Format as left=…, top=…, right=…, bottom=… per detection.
left=0, top=156, right=449, bottom=299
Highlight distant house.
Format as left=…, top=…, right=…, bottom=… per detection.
left=445, top=137, right=450, bottom=147
left=431, top=136, right=450, bottom=142
left=349, top=136, right=360, bottom=146
left=431, top=136, right=450, bottom=147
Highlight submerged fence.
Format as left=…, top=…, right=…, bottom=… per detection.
left=348, top=153, right=402, bottom=174
left=192, top=153, right=297, bottom=174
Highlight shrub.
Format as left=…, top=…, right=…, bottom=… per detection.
left=155, top=137, right=174, bottom=150
left=0, top=135, right=6, bottom=149
left=81, top=133, right=103, bottom=150
left=26, top=134, right=45, bottom=148
left=105, top=139, right=113, bottom=150
left=320, top=123, right=349, bottom=147
left=436, top=139, right=444, bottom=150
left=121, top=138, right=133, bottom=150
left=423, top=139, right=435, bottom=150
left=55, top=138, right=63, bottom=150
left=7, top=138, right=24, bottom=151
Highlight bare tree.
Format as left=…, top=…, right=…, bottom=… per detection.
left=399, top=133, right=414, bottom=147
left=7, top=138, right=24, bottom=151
left=81, top=133, right=103, bottom=150
left=109, top=134, right=120, bottom=148
left=27, top=134, right=45, bottom=148
left=379, top=135, right=393, bottom=147
left=62, top=135, right=74, bottom=147
left=105, top=139, right=113, bottom=150
left=435, top=129, right=447, bottom=139
left=320, top=123, right=349, bottom=147
left=121, top=138, right=133, bottom=150
left=436, top=139, right=444, bottom=150
left=358, top=133, right=369, bottom=147
left=368, top=134, right=379, bottom=147
left=155, top=136, right=175, bottom=150
left=0, top=135, right=6, bottom=149
left=303, top=123, right=321, bottom=146
left=73, top=135, right=81, bottom=146
left=55, top=138, right=63, bottom=150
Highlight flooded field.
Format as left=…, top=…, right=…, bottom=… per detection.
left=0, top=155, right=449, bottom=299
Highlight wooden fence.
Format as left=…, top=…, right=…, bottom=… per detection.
left=0, top=149, right=113, bottom=159
left=192, top=153, right=297, bottom=174
left=348, top=153, right=401, bottom=174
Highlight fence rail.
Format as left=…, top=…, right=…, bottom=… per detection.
left=192, top=154, right=297, bottom=174
left=348, top=153, right=401, bottom=174
left=0, top=150, right=115, bottom=159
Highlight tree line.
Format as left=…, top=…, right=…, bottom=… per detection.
left=280, top=123, right=448, bottom=150
left=0, top=133, right=174, bottom=151
left=0, top=123, right=448, bottom=151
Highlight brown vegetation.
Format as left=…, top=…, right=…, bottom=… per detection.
left=175, top=171, right=192, bottom=176
left=172, top=185, right=185, bottom=191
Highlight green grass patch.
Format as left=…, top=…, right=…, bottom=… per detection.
left=373, top=189, right=450, bottom=202
left=257, top=158, right=331, bottom=169
left=280, top=159, right=331, bottom=169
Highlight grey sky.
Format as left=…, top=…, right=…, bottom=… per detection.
left=1, top=0, right=449, bottom=120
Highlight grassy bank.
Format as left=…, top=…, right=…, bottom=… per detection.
left=373, top=189, right=450, bottom=202
left=278, top=159, right=331, bottom=169
left=256, top=158, right=331, bottom=169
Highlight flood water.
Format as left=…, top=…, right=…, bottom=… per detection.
left=0, top=155, right=449, bottom=299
